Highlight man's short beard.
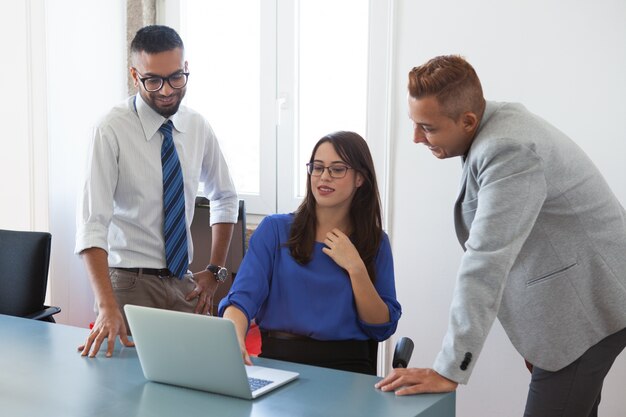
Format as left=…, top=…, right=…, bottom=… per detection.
left=141, top=88, right=185, bottom=118
left=154, top=101, right=182, bottom=118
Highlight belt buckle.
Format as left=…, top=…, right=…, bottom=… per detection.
left=157, top=268, right=173, bottom=277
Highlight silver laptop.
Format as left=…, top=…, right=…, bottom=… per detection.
left=124, top=304, right=299, bottom=399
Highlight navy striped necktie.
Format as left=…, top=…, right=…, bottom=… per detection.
left=159, top=120, right=189, bottom=279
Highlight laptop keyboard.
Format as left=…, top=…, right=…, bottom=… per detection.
left=248, top=377, right=273, bottom=392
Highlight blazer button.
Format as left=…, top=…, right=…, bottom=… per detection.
left=460, top=352, right=472, bottom=370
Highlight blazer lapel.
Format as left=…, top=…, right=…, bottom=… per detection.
left=453, top=102, right=499, bottom=250
left=454, top=158, right=469, bottom=249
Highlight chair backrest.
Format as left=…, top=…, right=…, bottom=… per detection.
left=0, top=229, right=52, bottom=317
left=189, top=198, right=246, bottom=315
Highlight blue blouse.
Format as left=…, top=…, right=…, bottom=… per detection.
left=218, top=214, right=401, bottom=341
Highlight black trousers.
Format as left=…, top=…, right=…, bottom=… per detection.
left=524, top=327, right=626, bottom=417
left=259, top=332, right=377, bottom=375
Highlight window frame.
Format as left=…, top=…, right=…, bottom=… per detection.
left=157, top=0, right=394, bottom=220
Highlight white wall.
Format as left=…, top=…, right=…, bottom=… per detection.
left=1, top=3, right=32, bottom=230
left=387, top=0, right=626, bottom=416
left=0, top=1, right=48, bottom=232
left=45, top=0, right=126, bottom=326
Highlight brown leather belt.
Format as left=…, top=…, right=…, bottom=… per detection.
left=116, top=267, right=173, bottom=277
left=262, top=330, right=309, bottom=341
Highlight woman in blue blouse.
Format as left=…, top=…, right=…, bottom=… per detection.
left=219, top=131, right=401, bottom=374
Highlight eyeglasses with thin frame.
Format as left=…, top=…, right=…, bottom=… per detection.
left=133, top=68, right=190, bottom=92
left=306, top=162, right=352, bottom=179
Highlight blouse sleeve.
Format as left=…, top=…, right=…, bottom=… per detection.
left=217, top=216, right=277, bottom=326
left=357, top=233, right=402, bottom=341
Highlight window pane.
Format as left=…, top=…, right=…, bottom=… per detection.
left=297, top=0, right=369, bottom=196
left=180, top=0, right=261, bottom=195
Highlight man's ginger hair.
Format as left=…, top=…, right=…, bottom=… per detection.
left=408, top=55, right=485, bottom=120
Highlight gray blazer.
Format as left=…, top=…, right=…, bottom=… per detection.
left=433, top=101, right=626, bottom=384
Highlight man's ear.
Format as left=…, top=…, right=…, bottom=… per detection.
left=130, top=67, right=139, bottom=87
left=462, top=111, right=479, bottom=132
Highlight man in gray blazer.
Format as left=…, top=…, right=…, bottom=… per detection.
left=376, top=55, right=626, bottom=416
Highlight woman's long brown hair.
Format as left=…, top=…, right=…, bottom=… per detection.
left=286, top=131, right=383, bottom=283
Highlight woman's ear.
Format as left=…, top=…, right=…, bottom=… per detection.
left=355, top=172, right=364, bottom=188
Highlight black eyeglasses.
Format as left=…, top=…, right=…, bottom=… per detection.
left=306, top=163, right=352, bottom=179
left=133, top=68, right=190, bottom=92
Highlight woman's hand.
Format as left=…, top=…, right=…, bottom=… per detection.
left=322, top=228, right=366, bottom=275
left=223, top=306, right=253, bottom=365
left=322, top=228, right=390, bottom=324
left=240, top=342, right=253, bottom=366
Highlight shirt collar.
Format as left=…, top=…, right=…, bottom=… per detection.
left=134, top=93, right=188, bottom=141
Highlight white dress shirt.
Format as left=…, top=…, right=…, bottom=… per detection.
left=75, top=93, right=238, bottom=268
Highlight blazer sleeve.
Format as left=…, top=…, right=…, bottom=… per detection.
left=434, top=140, right=546, bottom=384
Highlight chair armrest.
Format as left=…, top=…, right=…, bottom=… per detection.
left=26, top=305, right=61, bottom=322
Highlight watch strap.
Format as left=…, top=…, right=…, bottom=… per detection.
left=206, top=264, right=220, bottom=274
left=206, top=264, right=228, bottom=283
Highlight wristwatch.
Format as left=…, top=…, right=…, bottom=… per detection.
left=206, top=264, right=229, bottom=283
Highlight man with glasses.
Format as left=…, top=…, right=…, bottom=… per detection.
left=75, top=25, right=238, bottom=358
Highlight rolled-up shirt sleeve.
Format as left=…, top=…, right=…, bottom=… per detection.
left=199, top=122, right=238, bottom=225
left=74, top=125, right=118, bottom=254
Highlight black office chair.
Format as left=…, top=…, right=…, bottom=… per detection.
left=0, top=229, right=61, bottom=322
